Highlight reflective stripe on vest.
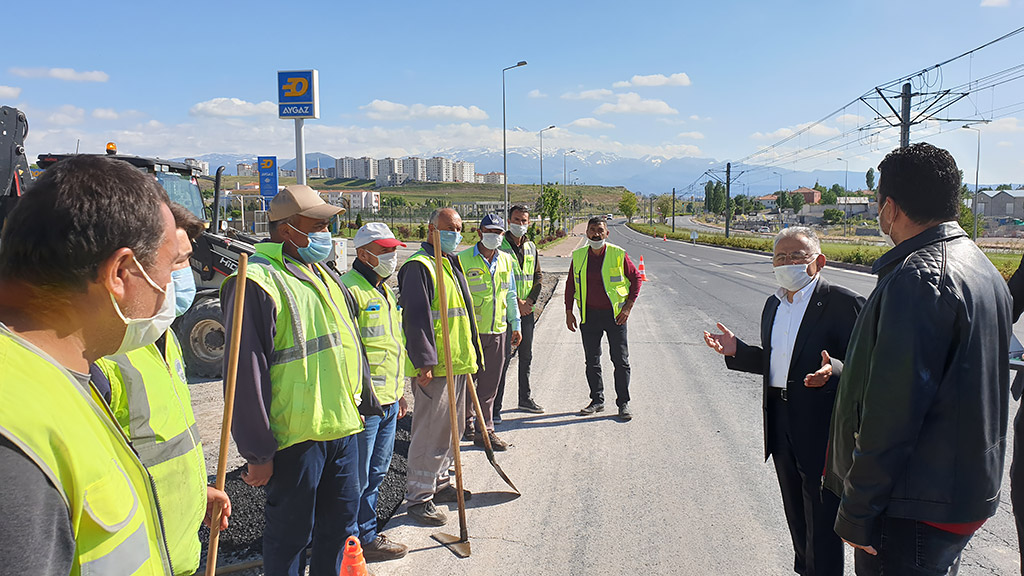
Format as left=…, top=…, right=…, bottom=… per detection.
left=402, top=250, right=480, bottom=377
left=97, top=332, right=207, bottom=575
left=458, top=248, right=515, bottom=334
left=341, top=268, right=407, bottom=405
left=571, top=243, right=631, bottom=325
left=0, top=326, right=173, bottom=576
left=500, top=238, right=537, bottom=302
left=226, top=243, right=364, bottom=451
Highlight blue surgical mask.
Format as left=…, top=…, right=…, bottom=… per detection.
left=439, top=230, right=462, bottom=254
left=171, top=266, right=197, bottom=317
left=289, top=223, right=334, bottom=263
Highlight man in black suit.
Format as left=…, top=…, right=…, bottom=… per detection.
left=704, top=226, right=865, bottom=576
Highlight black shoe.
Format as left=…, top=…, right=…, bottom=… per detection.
left=518, top=398, right=545, bottom=414
left=362, top=533, right=409, bottom=562
left=493, top=412, right=503, bottom=424
left=579, top=401, right=605, bottom=415
left=407, top=501, right=447, bottom=526
left=618, top=403, right=633, bottom=421
left=434, top=484, right=472, bottom=503
left=462, top=428, right=474, bottom=442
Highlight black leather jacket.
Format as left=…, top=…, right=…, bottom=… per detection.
left=824, top=222, right=1012, bottom=546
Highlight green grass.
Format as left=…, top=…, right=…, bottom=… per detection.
left=629, top=222, right=1016, bottom=279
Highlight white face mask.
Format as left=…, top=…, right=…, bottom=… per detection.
left=110, top=256, right=176, bottom=355
left=371, top=251, right=399, bottom=278
left=508, top=223, right=529, bottom=238
left=481, top=232, right=503, bottom=250
left=877, top=201, right=896, bottom=247
left=588, top=237, right=606, bottom=250
left=773, top=263, right=815, bottom=292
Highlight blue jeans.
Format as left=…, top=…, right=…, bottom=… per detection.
left=854, top=515, right=973, bottom=576
left=262, top=437, right=360, bottom=576
left=355, top=401, right=399, bottom=544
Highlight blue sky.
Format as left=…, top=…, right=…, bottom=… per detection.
left=5, top=0, right=1024, bottom=187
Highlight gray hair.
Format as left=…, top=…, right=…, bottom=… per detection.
left=773, top=226, right=821, bottom=253
left=428, top=207, right=459, bottom=226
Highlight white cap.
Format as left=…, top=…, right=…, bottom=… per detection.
left=353, top=222, right=407, bottom=249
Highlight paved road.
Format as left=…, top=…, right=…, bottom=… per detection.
left=371, top=219, right=1020, bottom=576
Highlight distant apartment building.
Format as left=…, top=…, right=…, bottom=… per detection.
left=307, top=166, right=328, bottom=179
left=237, top=162, right=256, bottom=177
left=478, top=172, right=505, bottom=185
left=756, top=195, right=777, bottom=210
left=376, top=158, right=408, bottom=187
left=355, top=156, right=377, bottom=180
left=347, top=190, right=381, bottom=214
left=426, top=157, right=453, bottom=182
left=452, top=160, right=476, bottom=183
left=336, top=157, right=358, bottom=179
left=278, top=169, right=296, bottom=178
left=402, top=157, right=426, bottom=182
left=183, top=158, right=210, bottom=176
left=791, top=186, right=822, bottom=205
left=326, top=167, right=336, bottom=179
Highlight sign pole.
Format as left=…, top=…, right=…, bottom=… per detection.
left=295, top=119, right=306, bottom=186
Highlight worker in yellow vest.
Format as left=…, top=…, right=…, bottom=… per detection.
left=0, top=155, right=180, bottom=574
left=92, top=203, right=231, bottom=576
left=398, top=207, right=483, bottom=526
left=458, top=214, right=521, bottom=451
left=222, top=185, right=376, bottom=576
left=341, top=222, right=410, bottom=562
left=565, top=216, right=642, bottom=421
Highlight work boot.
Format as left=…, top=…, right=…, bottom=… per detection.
left=518, top=398, right=545, bottom=414
left=579, top=401, right=605, bottom=415
left=362, top=533, right=409, bottom=562
left=476, top=430, right=509, bottom=451
left=462, top=427, right=474, bottom=442
left=407, top=501, right=447, bottom=526
left=434, top=484, right=472, bottom=503
left=618, top=403, right=633, bottom=421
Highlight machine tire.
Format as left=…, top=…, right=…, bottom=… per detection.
left=176, top=298, right=225, bottom=379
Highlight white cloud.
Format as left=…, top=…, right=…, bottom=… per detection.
left=657, top=117, right=687, bottom=126
left=527, top=89, right=547, bottom=98
left=568, top=117, right=615, bottom=130
left=10, top=67, right=109, bottom=82
left=998, top=141, right=1014, bottom=147
left=594, top=93, right=678, bottom=115
left=614, top=72, right=692, bottom=88
left=751, top=121, right=841, bottom=140
left=834, top=113, right=867, bottom=124
left=189, top=98, right=277, bottom=117
left=0, top=85, right=21, bottom=98
left=981, top=0, right=1009, bottom=6
left=92, top=108, right=119, bottom=120
left=561, top=88, right=614, bottom=100
left=360, top=99, right=489, bottom=121
left=985, top=117, right=1024, bottom=133
left=677, top=131, right=705, bottom=140
left=46, top=105, right=85, bottom=126
left=689, top=114, right=712, bottom=121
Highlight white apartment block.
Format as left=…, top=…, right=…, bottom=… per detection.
left=402, top=157, right=426, bottom=182
left=478, top=171, right=505, bottom=185
left=183, top=158, right=210, bottom=176
left=336, top=157, right=358, bottom=179
left=376, top=158, right=401, bottom=187
left=237, top=162, right=256, bottom=177
left=452, top=160, right=475, bottom=183
left=426, top=157, right=453, bottom=182
left=357, top=157, right=377, bottom=180
left=347, top=190, right=381, bottom=213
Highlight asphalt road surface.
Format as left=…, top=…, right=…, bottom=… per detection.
left=371, top=219, right=1021, bottom=576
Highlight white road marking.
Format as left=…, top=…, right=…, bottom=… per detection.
left=692, top=258, right=702, bottom=262
left=735, top=270, right=757, bottom=278
left=710, top=263, right=723, bottom=268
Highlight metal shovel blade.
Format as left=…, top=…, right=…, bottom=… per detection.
left=432, top=532, right=471, bottom=558
left=484, top=451, right=520, bottom=494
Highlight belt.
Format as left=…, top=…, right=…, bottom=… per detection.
left=767, top=387, right=788, bottom=402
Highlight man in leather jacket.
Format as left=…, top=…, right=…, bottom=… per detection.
left=824, top=143, right=1013, bottom=575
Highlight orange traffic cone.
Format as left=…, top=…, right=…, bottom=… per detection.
left=663, top=234, right=667, bottom=241
left=341, top=536, right=370, bottom=576
left=638, top=256, right=648, bottom=282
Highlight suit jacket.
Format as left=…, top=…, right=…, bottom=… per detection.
left=725, top=276, right=865, bottom=470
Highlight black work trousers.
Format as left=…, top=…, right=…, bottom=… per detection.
left=495, top=311, right=536, bottom=413
left=1011, top=400, right=1024, bottom=575
left=580, top=308, right=630, bottom=407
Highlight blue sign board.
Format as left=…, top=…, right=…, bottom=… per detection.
left=258, top=156, right=279, bottom=197
left=277, top=70, right=319, bottom=119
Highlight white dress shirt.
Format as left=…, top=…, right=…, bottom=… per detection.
left=768, top=275, right=819, bottom=389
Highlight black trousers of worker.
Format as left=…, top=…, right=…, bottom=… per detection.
left=1011, top=399, right=1024, bottom=575
left=495, top=311, right=536, bottom=414
left=768, top=396, right=844, bottom=576
left=580, top=308, right=630, bottom=407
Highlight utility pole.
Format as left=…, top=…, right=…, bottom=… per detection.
left=671, top=187, right=676, bottom=233
left=725, top=163, right=732, bottom=238
left=899, top=82, right=912, bottom=149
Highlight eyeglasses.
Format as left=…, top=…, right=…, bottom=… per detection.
left=772, top=251, right=818, bottom=265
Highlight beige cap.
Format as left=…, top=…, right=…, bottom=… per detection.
left=268, top=185, right=344, bottom=222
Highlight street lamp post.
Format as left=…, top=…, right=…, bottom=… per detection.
left=772, top=171, right=783, bottom=230
left=837, top=157, right=849, bottom=237
left=563, top=149, right=576, bottom=200
left=502, top=60, right=528, bottom=224
left=539, top=125, right=555, bottom=195
left=962, top=124, right=982, bottom=241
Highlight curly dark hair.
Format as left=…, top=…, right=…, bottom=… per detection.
left=169, top=202, right=205, bottom=241
left=0, top=155, right=170, bottom=290
left=877, top=142, right=962, bottom=224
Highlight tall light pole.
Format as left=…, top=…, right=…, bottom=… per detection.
left=502, top=60, right=528, bottom=224
left=772, top=171, right=783, bottom=228
left=962, top=124, right=983, bottom=241
left=837, top=157, right=849, bottom=237
left=539, top=125, right=555, bottom=193
left=563, top=149, right=576, bottom=199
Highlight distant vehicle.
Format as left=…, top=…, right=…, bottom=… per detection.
left=758, top=226, right=771, bottom=233
left=606, top=213, right=614, bottom=220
